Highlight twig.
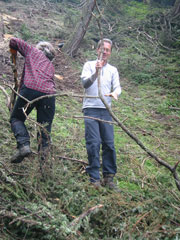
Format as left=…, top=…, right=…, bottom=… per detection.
left=1, top=211, right=39, bottom=226
left=4, top=83, right=100, bottom=103
left=59, top=156, right=88, bottom=165
left=169, top=106, right=180, bottom=111
left=132, top=211, right=151, bottom=231
left=73, top=115, right=118, bottom=125
left=9, top=210, right=42, bottom=225
left=0, top=85, right=10, bottom=107
left=171, top=203, right=180, bottom=212
left=0, top=161, right=27, bottom=176
left=70, top=204, right=103, bottom=227
left=0, top=168, right=17, bottom=187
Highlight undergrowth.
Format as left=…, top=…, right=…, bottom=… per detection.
left=0, top=79, right=180, bottom=239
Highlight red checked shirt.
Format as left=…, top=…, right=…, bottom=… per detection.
left=10, top=38, right=56, bottom=94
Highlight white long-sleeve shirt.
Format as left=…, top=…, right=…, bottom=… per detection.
left=81, top=60, right=121, bottom=109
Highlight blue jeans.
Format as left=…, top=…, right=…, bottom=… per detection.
left=10, top=85, right=55, bottom=150
left=83, top=108, right=117, bottom=182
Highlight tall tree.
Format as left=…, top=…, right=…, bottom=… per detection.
left=170, top=0, right=180, bottom=17
left=63, top=0, right=96, bottom=57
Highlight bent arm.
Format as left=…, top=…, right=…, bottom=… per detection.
left=9, top=38, right=31, bottom=57
left=81, top=61, right=98, bottom=89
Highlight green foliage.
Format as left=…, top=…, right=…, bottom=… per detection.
left=83, top=0, right=180, bottom=90
left=0, top=76, right=180, bottom=239
left=20, top=24, right=32, bottom=41
left=124, top=1, right=150, bottom=20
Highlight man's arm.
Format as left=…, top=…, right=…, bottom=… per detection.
left=9, top=38, right=31, bottom=57
left=81, top=61, right=98, bottom=89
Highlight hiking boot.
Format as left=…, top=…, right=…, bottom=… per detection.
left=11, top=145, right=32, bottom=163
left=103, top=174, right=121, bottom=193
left=91, top=180, right=102, bottom=190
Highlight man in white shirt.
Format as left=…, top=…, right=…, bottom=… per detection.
left=81, top=38, right=121, bottom=190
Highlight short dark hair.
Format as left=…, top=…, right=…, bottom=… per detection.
left=97, top=38, right=113, bottom=50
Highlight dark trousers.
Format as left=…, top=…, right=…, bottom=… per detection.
left=10, top=85, right=55, bottom=150
left=83, top=108, right=117, bottom=182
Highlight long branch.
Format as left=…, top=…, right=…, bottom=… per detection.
left=94, top=12, right=180, bottom=191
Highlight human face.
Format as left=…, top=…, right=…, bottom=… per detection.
left=97, top=41, right=112, bottom=63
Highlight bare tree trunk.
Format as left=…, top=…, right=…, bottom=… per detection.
left=171, top=0, right=180, bottom=18
left=63, top=0, right=96, bottom=57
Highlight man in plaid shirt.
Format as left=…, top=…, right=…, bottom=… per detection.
left=9, top=38, right=56, bottom=163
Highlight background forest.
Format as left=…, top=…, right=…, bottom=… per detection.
left=0, top=0, right=180, bottom=239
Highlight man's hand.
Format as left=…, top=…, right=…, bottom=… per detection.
left=95, top=60, right=106, bottom=73
left=105, top=91, right=118, bottom=100
left=10, top=48, right=17, bottom=56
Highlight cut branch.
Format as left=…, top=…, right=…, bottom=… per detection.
left=70, top=204, right=103, bottom=227
left=59, top=155, right=88, bottom=165
left=97, top=59, right=180, bottom=191
left=169, top=106, right=180, bottom=111
left=94, top=15, right=180, bottom=191
left=0, top=85, right=10, bottom=107
left=74, top=115, right=118, bottom=125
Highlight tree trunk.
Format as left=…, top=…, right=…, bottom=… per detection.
left=63, top=0, right=96, bottom=57
left=171, top=0, right=180, bottom=18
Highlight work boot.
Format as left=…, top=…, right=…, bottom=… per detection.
left=11, top=145, right=32, bottom=163
left=91, top=180, right=102, bottom=190
left=103, top=174, right=121, bottom=193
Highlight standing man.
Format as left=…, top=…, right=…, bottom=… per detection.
left=81, top=38, right=121, bottom=190
left=9, top=38, right=56, bottom=164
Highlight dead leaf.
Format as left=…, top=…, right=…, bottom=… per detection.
left=3, top=34, right=14, bottom=41
left=54, top=74, right=63, bottom=81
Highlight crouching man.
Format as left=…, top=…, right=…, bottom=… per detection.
left=9, top=38, right=56, bottom=163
